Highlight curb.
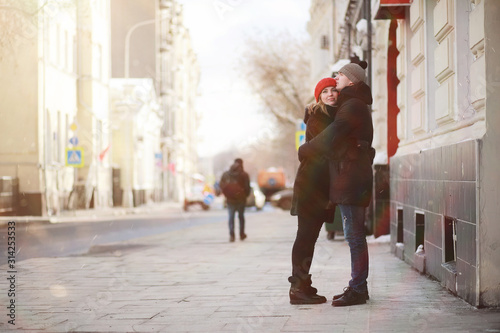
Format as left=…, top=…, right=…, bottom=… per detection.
left=0, top=202, right=183, bottom=227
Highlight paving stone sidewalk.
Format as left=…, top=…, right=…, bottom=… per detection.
left=1, top=208, right=499, bottom=332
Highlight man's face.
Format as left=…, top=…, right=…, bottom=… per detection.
left=334, top=72, right=353, bottom=91
left=320, top=87, right=339, bottom=106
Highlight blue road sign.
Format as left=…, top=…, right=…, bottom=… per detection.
left=66, top=147, right=84, bottom=168
left=295, top=131, right=305, bottom=150
left=69, top=136, right=79, bottom=146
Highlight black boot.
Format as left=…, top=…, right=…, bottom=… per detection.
left=331, top=287, right=367, bottom=307
left=332, top=286, right=369, bottom=301
left=288, top=275, right=327, bottom=305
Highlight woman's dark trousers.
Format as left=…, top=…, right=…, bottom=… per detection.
left=291, top=211, right=324, bottom=279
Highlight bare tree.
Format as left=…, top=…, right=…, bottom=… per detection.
left=237, top=31, right=312, bottom=182
left=0, top=0, right=39, bottom=59
left=239, top=31, right=311, bottom=126
left=0, top=0, right=76, bottom=60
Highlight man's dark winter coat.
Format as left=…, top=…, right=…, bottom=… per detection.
left=298, top=82, right=375, bottom=207
left=220, top=162, right=251, bottom=205
left=291, top=104, right=337, bottom=220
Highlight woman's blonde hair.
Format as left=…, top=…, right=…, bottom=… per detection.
left=307, top=100, right=330, bottom=116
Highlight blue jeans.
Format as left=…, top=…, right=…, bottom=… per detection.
left=227, top=202, right=245, bottom=236
left=338, top=204, right=369, bottom=293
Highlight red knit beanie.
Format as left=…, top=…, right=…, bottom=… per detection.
left=314, top=78, right=337, bottom=102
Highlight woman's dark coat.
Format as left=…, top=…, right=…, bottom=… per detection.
left=298, top=82, right=375, bottom=207
left=290, top=104, right=337, bottom=220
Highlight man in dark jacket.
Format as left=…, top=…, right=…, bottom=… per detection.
left=220, top=158, right=251, bottom=242
left=299, top=61, right=375, bottom=307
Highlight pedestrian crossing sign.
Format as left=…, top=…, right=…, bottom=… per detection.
left=295, top=131, right=305, bottom=150
left=66, top=147, right=84, bottom=168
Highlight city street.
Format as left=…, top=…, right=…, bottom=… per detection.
left=0, top=205, right=229, bottom=265
left=2, top=0, right=499, bottom=314
left=0, top=204, right=499, bottom=332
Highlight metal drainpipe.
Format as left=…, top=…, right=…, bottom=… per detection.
left=347, top=22, right=352, bottom=58
left=42, top=12, right=50, bottom=216
left=366, top=0, right=372, bottom=90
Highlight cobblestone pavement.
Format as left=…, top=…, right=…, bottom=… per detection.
left=1, top=207, right=499, bottom=332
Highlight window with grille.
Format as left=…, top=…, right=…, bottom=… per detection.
left=444, top=216, right=457, bottom=262
left=320, top=35, right=329, bottom=50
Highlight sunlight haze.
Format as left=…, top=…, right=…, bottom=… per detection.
left=177, top=0, right=311, bottom=157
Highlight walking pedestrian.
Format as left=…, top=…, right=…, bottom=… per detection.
left=288, top=78, right=339, bottom=304
left=219, top=158, right=251, bottom=242
left=298, top=60, right=375, bottom=307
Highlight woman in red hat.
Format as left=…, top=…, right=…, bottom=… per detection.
left=298, top=61, right=375, bottom=307
left=288, top=77, right=339, bottom=304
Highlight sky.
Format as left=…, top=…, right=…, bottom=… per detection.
left=176, top=0, right=311, bottom=157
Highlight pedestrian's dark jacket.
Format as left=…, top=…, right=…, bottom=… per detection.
left=220, top=162, right=251, bottom=205
left=290, top=104, right=337, bottom=220
left=298, top=82, right=375, bottom=207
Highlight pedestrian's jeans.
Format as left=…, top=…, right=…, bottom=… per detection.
left=338, top=204, right=369, bottom=293
left=227, top=202, right=245, bottom=236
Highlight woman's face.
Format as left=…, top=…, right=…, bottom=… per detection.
left=320, top=86, right=339, bottom=106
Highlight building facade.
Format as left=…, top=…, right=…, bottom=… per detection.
left=307, top=1, right=336, bottom=84
left=110, top=0, right=200, bottom=204
left=309, top=0, right=500, bottom=307
left=385, top=0, right=500, bottom=308
left=0, top=0, right=199, bottom=215
left=75, top=0, right=113, bottom=210
left=0, top=0, right=112, bottom=215
left=166, top=4, right=200, bottom=203
left=109, top=79, right=162, bottom=207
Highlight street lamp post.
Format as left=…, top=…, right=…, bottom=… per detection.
left=124, top=19, right=156, bottom=78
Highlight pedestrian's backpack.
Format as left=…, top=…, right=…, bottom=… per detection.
left=221, top=172, right=245, bottom=200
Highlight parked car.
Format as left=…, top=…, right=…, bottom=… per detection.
left=247, top=182, right=266, bottom=210
left=270, top=188, right=294, bottom=210
left=183, top=175, right=214, bottom=211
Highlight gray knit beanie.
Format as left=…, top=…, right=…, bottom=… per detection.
left=339, top=61, right=368, bottom=84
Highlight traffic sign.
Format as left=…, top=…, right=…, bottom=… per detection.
left=66, top=147, right=84, bottom=168
left=296, top=119, right=306, bottom=150
left=69, top=136, right=79, bottom=146
left=295, top=131, right=305, bottom=150
left=297, top=121, right=306, bottom=131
